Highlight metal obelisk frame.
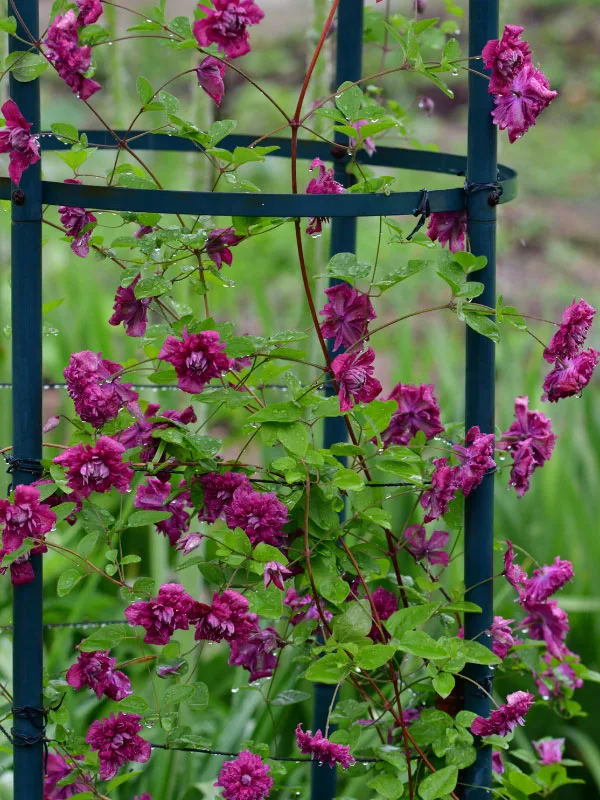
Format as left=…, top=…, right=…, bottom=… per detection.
left=311, top=3, right=364, bottom=800
left=9, top=0, right=44, bottom=796
left=464, top=2, right=499, bottom=798
left=3, top=0, right=508, bottom=796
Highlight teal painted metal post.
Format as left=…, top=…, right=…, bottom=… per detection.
left=464, top=1, right=498, bottom=798
left=311, top=3, right=363, bottom=800
left=9, top=0, right=44, bottom=797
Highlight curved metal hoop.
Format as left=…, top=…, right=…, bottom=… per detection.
left=0, top=132, right=517, bottom=217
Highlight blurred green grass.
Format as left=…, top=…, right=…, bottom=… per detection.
left=0, top=0, right=598, bottom=797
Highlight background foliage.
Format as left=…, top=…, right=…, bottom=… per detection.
left=0, top=0, right=598, bottom=797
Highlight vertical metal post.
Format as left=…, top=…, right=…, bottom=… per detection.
left=311, top=3, right=363, bottom=800
left=464, top=1, right=498, bottom=798
left=9, top=0, right=44, bottom=796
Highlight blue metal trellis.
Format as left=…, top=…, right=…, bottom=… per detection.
left=3, top=0, right=506, bottom=797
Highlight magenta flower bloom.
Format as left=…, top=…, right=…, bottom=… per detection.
left=117, top=403, right=197, bottom=461
left=427, top=210, right=467, bottom=252
left=197, top=56, right=227, bottom=106
left=503, top=540, right=528, bottom=593
left=225, top=487, right=288, bottom=547
left=44, top=11, right=101, bottom=100
left=0, top=484, right=56, bottom=541
left=536, top=652, right=583, bottom=698
left=193, top=589, right=257, bottom=643
left=135, top=478, right=192, bottom=546
left=134, top=795, right=153, bottom=800
left=66, top=649, right=132, bottom=701
left=295, top=724, right=355, bottom=769
left=0, top=485, right=55, bottom=585
left=522, top=600, right=569, bottom=658
left=305, top=157, right=345, bottom=236
left=64, top=349, right=139, bottom=428
left=109, top=274, right=151, bottom=337
left=534, top=738, right=564, bottom=766
left=369, top=586, right=398, bottom=642
left=263, top=561, right=293, bottom=591
left=125, top=583, right=198, bottom=645
left=193, top=0, right=264, bottom=59
left=159, top=328, right=232, bottom=394
left=215, top=750, right=273, bottom=800
left=44, top=753, right=90, bottom=799
left=382, top=382, right=444, bottom=448
left=453, top=425, right=496, bottom=497
left=542, top=348, right=599, bottom=402
left=59, top=189, right=97, bottom=258
left=54, top=437, right=133, bottom=498
left=0, top=99, right=40, bottom=186
left=492, top=751, right=504, bottom=775
left=134, top=224, right=154, bottom=238
left=470, top=690, right=534, bottom=738
left=85, top=712, right=151, bottom=781
left=229, top=625, right=279, bottom=682
left=331, top=347, right=382, bottom=412
left=319, top=283, right=376, bottom=351
left=284, top=588, right=332, bottom=628
left=205, top=226, right=245, bottom=269
left=349, top=120, right=376, bottom=157
left=522, top=557, right=574, bottom=604
left=543, top=299, right=596, bottom=363
left=420, top=458, right=461, bottom=523
left=75, top=0, right=103, bottom=25
left=499, top=396, right=556, bottom=497
left=482, top=24, right=532, bottom=94
left=197, top=471, right=252, bottom=523
left=491, top=63, right=557, bottom=143
left=404, top=524, right=449, bottom=567
left=176, top=532, right=204, bottom=555
left=490, top=616, right=516, bottom=660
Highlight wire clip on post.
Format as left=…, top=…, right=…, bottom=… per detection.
left=406, top=188, right=431, bottom=241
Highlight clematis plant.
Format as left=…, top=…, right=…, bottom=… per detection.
left=0, top=3, right=594, bottom=800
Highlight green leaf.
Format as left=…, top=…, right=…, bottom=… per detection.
left=332, top=469, right=365, bottom=492
left=325, top=252, right=372, bottom=283
left=57, top=569, right=83, bottom=597
left=432, top=672, right=455, bottom=699
left=418, top=765, right=458, bottom=800
left=396, top=631, right=449, bottom=660
left=77, top=532, right=99, bottom=559
left=332, top=599, right=372, bottom=642
left=4, top=51, right=48, bottom=82
left=53, top=502, right=77, bottom=524
left=247, top=584, right=283, bottom=619
left=252, top=543, right=288, bottom=564
left=168, top=15, right=193, bottom=39
left=105, top=771, right=144, bottom=791
left=134, top=276, right=171, bottom=298
left=271, top=690, right=311, bottom=706
left=118, top=172, right=157, bottom=190
left=78, top=624, right=132, bottom=652
left=305, top=653, right=350, bottom=684
left=455, top=638, right=502, bottom=666
left=252, top=402, right=303, bottom=424
left=421, top=68, right=454, bottom=99
left=136, top=76, right=154, bottom=106
left=508, top=771, right=542, bottom=796
left=276, top=422, right=309, bottom=457
left=50, top=122, right=78, bottom=143
left=0, top=16, right=17, bottom=34
left=128, top=510, right=172, bottom=527
left=356, top=644, right=396, bottom=671
left=463, top=311, right=500, bottom=343
left=442, top=37, right=461, bottom=66
left=335, top=81, right=364, bottom=119
left=386, top=602, right=441, bottom=637
left=368, top=771, right=405, bottom=800
left=119, top=694, right=149, bottom=713
left=373, top=260, right=429, bottom=291
left=164, top=684, right=195, bottom=705
left=443, top=601, right=482, bottom=613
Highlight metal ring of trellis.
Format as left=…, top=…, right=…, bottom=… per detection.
left=4, top=0, right=513, bottom=799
